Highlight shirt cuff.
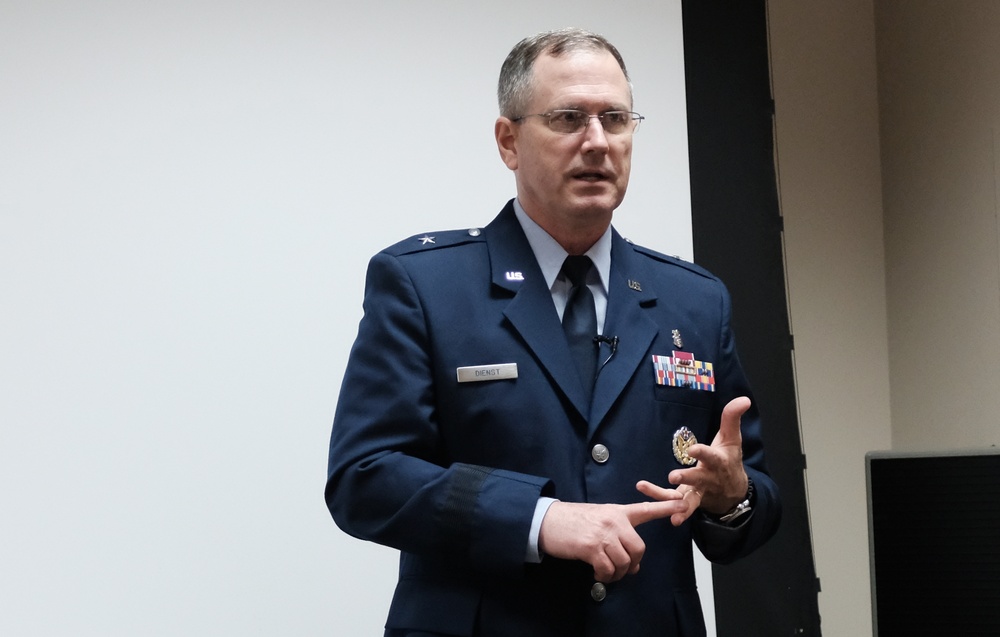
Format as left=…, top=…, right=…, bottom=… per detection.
left=525, top=497, right=558, bottom=563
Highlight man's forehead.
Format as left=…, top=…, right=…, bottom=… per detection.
left=534, top=48, right=621, bottom=72
left=529, top=50, right=631, bottom=107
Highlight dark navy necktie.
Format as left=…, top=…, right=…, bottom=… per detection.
left=561, top=255, right=598, bottom=402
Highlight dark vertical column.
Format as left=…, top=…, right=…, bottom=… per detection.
left=681, top=1, right=822, bottom=635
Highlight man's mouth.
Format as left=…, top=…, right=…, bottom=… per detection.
left=573, top=171, right=609, bottom=182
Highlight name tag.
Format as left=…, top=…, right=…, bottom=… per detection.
left=456, top=363, right=518, bottom=383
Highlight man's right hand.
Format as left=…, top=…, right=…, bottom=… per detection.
left=537, top=497, right=688, bottom=582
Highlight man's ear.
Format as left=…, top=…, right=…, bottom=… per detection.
left=495, top=117, right=519, bottom=170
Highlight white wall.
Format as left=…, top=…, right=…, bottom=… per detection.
left=0, top=2, right=694, bottom=635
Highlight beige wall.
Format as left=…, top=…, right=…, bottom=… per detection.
left=769, top=1, right=891, bottom=634
left=769, top=0, right=1000, bottom=634
left=876, top=0, right=1000, bottom=452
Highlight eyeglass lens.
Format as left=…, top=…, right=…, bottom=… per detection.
left=547, top=110, right=638, bottom=134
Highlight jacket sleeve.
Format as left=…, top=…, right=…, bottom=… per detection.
left=325, top=251, right=550, bottom=576
left=691, top=283, right=782, bottom=563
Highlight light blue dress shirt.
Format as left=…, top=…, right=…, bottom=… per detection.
left=512, top=199, right=612, bottom=563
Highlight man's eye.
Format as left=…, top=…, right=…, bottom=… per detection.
left=550, top=111, right=586, bottom=126
left=604, top=112, right=628, bottom=126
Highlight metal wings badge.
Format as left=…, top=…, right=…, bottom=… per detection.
left=672, top=427, right=698, bottom=466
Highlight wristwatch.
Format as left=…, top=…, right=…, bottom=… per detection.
left=716, top=477, right=754, bottom=526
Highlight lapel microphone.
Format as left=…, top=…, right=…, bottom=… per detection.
left=593, top=335, right=619, bottom=370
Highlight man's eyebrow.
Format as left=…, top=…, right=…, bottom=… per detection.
left=551, top=104, right=631, bottom=113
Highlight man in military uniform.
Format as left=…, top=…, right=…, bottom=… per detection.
left=325, top=28, right=780, bottom=637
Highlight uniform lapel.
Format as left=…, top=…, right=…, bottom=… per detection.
left=588, top=232, right=659, bottom=435
left=485, top=203, right=593, bottom=420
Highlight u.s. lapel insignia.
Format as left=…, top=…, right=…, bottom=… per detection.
left=628, top=279, right=642, bottom=292
left=672, top=329, right=683, bottom=349
left=505, top=271, right=524, bottom=281
left=672, top=427, right=698, bottom=466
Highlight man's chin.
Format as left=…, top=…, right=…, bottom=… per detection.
left=566, top=193, right=622, bottom=218
left=564, top=204, right=617, bottom=226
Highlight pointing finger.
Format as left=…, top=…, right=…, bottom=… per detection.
left=622, top=498, right=685, bottom=527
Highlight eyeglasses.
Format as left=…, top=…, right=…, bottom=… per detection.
left=512, top=109, right=644, bottom=135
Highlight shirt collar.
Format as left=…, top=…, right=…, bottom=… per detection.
left=512, top=198, right=611, bottom=293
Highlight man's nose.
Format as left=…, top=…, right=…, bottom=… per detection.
left=581, top=116, right=610, bottom=150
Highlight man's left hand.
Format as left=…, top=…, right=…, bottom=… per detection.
left=636, top=396, right=751, bottom=526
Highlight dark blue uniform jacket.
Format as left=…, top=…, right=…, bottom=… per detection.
left=326, top=201, right=780, bottom=637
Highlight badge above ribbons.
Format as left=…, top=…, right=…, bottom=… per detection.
left=652, top=351, right=715, bottom=392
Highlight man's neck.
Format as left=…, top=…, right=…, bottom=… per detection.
left=518, top=207, right=611, bottom=255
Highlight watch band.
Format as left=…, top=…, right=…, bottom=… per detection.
left=716, top=477, right=754, bottom=525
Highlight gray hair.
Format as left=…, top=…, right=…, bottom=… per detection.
left=497, top=28, right=632, bottom=118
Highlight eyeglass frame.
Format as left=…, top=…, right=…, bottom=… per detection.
left=510, top=109, right=645, bottom=135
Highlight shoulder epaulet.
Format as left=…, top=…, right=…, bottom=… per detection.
left=624, top=239, right=719, bottom=282
left=383, top=227, right=486, bottom=257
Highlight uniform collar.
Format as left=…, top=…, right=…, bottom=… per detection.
left=512, top=198, right=611, bottom=296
